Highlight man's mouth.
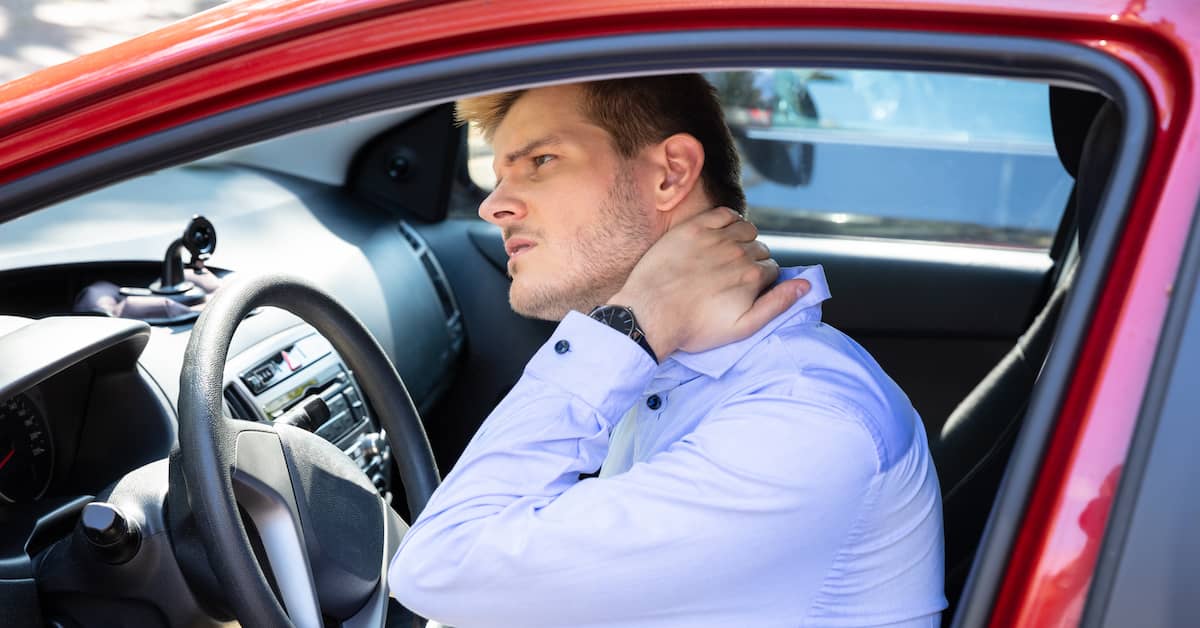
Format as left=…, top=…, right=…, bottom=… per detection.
left=505, top=238, right=536, bottom=258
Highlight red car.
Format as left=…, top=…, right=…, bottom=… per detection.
left=0, top=0, right=1196, bottom=626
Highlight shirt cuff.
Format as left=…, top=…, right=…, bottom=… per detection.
left=524, top=310, right=658, bottom=426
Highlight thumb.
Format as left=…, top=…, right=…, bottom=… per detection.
left=733, top=278, right=811, bottom=336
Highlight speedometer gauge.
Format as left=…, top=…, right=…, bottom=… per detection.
left=0, top=394, right=53, bottom=503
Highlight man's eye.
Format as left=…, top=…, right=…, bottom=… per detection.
left=532, top=154, right=556, bottom=168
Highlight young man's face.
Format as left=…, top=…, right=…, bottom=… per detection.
left=479, top=84, right=659, bottom=321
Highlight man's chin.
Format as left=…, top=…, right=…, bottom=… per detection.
left=509, top=275, right=623, bottom=322
left=509, top=288, right=573, bottom=322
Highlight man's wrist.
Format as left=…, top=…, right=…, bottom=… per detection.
left=587, top=304, right=658, bottom=363
left=604, top=292, right=675, bottom=360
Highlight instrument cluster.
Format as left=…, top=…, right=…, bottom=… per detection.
left=0, top=391, right=53, bottom=504
left=0, top=362, right=110, bottom=509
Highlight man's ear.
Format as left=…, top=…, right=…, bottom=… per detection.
left=649, top=133, right=705, bottom=213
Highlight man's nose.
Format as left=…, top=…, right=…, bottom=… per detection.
left=478, top=182, right=527, bottom=225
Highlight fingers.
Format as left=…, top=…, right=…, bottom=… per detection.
left=749, top=257, right=781, bottom=288
left=691, top=210, right=762, bottom=266
left=719, top=219, right=758, bottom=242
left=733, top=278, right=811, bottom=337
left=694, top=206, right=745, bottom=230
left=741, top=240, right=771, bottom=262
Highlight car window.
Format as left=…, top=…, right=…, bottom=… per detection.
left=462, top=69, right=1073, bottom=250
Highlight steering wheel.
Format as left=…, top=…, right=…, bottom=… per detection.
left=176, top=274, right=440, bottom=627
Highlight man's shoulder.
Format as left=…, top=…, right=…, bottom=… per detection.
left=725, top=320, right=920, bottom=471
left=731, top=318, right=890, bottom=401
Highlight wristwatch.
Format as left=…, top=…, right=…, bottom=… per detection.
left=587, top=305, right=658, bottom=363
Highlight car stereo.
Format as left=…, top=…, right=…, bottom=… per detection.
left=222, top=325, right=392, bottom=499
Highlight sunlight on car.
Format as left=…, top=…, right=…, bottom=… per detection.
left=467, top=125, right=496, bottom=190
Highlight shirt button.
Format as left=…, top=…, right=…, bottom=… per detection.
left=554, top=340, right=570, bottom=354
left=646, top=394, right=662, bottom=410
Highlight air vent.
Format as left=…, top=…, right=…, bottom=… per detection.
left=398, top=222, right=426, bottom=254
left=223, top=386, right=258, bottom=421
left=398, top=221, right=464, bottom=351
left=420, top=255, right=457, bottom=320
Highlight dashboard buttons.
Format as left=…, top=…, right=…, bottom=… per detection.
left=242, top=363, right=277, bottom=394
left=228, top=331, right=388, bottom=498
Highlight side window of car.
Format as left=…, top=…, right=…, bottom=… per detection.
left=461, top=69, right=1073, bottom=250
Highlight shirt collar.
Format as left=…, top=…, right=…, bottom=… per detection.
left=662, top=265, right=831, bottom=380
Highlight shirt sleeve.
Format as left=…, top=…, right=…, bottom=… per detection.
left=388, top=311, right=880, bottom=627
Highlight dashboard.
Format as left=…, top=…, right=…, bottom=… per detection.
left=0, top=163, right=466, bottom=572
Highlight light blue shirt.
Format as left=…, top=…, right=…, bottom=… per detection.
left=390, top=266, right=946, bottom=627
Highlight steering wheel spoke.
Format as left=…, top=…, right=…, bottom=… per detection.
left=230, top=425, right=323, bottom=628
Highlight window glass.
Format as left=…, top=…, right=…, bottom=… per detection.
left=464, top=69, right=1073, bottom=249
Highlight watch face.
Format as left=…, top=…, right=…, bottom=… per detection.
left=592, top=306, right=636, bottom=336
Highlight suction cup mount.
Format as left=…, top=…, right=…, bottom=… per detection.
left=150, top=216, right=217, bottom=301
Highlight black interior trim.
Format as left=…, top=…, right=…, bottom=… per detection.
left=0, top=28, right=1154, bottom=626
left=0, top=317, right=149, bottom=401
left=1078, top=187, right=1200, bottom=627
left=347, top=103, right=461, bottom=222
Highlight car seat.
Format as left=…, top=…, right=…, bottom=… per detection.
left=931, top=88, right=1122, bottom=621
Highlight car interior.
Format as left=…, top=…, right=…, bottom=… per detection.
left=0, top=57, right=1130, bottom=627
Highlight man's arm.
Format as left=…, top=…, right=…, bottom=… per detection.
left=390, top=208, right=818, bottom=625
left=388, top=317, right=878, bottom=626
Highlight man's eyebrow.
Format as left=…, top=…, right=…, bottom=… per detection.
left=503, top=135, right=563, bottom=165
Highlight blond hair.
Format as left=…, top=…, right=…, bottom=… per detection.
left=456, top=75, right=745, bottom=213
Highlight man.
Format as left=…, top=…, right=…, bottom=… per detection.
left=390, top=75, right=945, bottom=627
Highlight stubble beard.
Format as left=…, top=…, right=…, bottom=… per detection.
left=509, top=166, right=655, bottom=321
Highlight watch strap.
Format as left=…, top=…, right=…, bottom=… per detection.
left=587, top=305, right=658, bottom=363
left=627, top=327, right=658, bottom=364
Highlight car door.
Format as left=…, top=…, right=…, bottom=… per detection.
left=1073, top=193, right=1200, bottom=627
